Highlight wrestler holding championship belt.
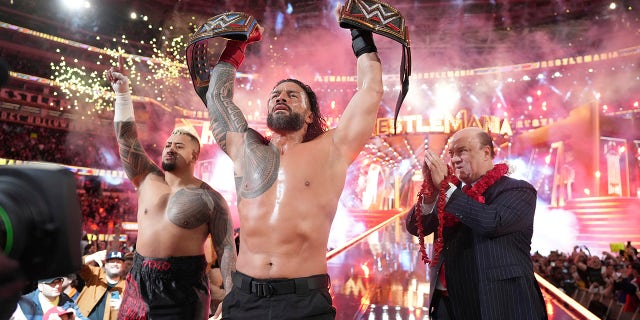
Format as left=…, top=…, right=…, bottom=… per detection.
left=186, top=12, right=258, bottom=104
left=186, top=2, right=409, bottom=319
left=338, top=0, right=411, bottom=133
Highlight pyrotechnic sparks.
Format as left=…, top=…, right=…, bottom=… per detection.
left=48, top=22, right=197, bottom=116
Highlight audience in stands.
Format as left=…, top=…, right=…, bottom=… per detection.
left=0, top=123, right=120, bottom=169
left=535, top=244, right=639, bottom=318
left=614, top=262, right=640, bottom=318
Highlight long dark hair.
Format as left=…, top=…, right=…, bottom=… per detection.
left=274, top=79, right=327, bottom=142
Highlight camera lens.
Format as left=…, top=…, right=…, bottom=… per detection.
left=0, top=175, right=48, bottom=261
left=0, top=165, right=82, bottom=280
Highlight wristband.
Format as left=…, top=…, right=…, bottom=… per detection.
left=351, top=29, right=377, bottom=57
left=338, top=0, right=410, bottom=133
left=114, top=92, right=135, bottom=122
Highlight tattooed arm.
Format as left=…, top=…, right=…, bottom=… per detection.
left=205, top=62, right=249, bottom=162
left=107, top=63, right=162, bottom=187
left=207, top=188, right=237, bottom=293
left=114, top=121, right=162, bottom=187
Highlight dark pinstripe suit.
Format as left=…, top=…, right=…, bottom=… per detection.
left=406, top=176, right=547, bottom=320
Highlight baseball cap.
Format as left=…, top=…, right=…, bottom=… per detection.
left=106, top=251, right=125, bottom=261
left=43, top=306, right=74, bottom=320
left=38, top=277, right=64, bottom=284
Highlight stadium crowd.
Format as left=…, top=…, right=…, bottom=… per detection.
left=535, top=244, right=640, bottom=319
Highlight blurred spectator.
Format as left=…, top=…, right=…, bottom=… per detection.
left=572, top=247, right=590, bottom=287
left=623, top=242, right=638, bottom=262
left=83, top=243, right=97, bottom=256
left=43, top=306, right=75, bottom=320
left=547, top=266, right=577, bottom=296
left=76, top=251, right=126, bottom=320
left=12, top=277, right=88, bottom=320
left=62, top=275, right=80, bottom=302
left=585, top=255, right=605, bottom=292
left=613, top=262, right=640, bottom=316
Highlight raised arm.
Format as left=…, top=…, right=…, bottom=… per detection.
left=205, top=62, right=248, bottom=161
left=205, top=27, right=263, bottom=161
left=107, top=59, right=161, bottom=187
left=332, top=31, right=383, bottom=163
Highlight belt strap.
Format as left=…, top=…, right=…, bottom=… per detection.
left=338, top=0, right=411, bottom=134
left=232, top=272, right=329, bottom=298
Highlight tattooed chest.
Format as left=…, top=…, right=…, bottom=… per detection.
left=165, top=188, right=214, bottom=229
left=240, top=145, right=279, bottom=199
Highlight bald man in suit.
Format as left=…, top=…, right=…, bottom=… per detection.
left=406, top=127, right=547, bottom=320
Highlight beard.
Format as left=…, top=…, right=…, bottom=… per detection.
left=162, top=161, right=176, bottom=171
left=267, top=111, right=305, bottom=132
left=106, top=267, right=122, bottom=278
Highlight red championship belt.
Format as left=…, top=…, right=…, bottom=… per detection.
left=186, top=12, right=258, bottom=104
left=339, top=0, right=411, bottom=134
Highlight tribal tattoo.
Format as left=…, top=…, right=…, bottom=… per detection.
left=208, top=63, right=279, bottom=199
left=207, top=63, right=248, bottom=154
left=166, top=187, right=212, bottom=229
left=205, top=184, right=236, bottom=293
left=114, top=121, right=162, bottom=185
left=239, top=129, right=279, bottom=199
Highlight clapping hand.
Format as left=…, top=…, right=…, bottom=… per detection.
left=424, top=149, right=448, bottom=190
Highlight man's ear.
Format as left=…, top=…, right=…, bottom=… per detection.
left=305, top=111, right=314, bottom=124
left=484, top=145, right=493, bottom=159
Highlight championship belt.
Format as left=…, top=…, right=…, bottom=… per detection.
left=186, top=12, right=259, bottom=104
left=339, top=0, right=411, bottom=134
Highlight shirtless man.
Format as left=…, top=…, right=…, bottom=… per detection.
left=203, top=9, right=383, bottom=320
left=106, top=58, right=236, bottom=320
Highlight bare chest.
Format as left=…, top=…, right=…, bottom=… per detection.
left=239, top=144, right=330, bottom=198
left=138, top=186, right=213, bottom=229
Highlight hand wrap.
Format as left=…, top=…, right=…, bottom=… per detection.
left=114, top=92, right=134, bottom=122
left=219, top=27, right=263, bottom=69
left=350, top=29, right=377, bottom=57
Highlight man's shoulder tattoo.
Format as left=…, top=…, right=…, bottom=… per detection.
left=166, top=187, right=212, bottom=229
left=239, top=130, right=279, bottom=199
